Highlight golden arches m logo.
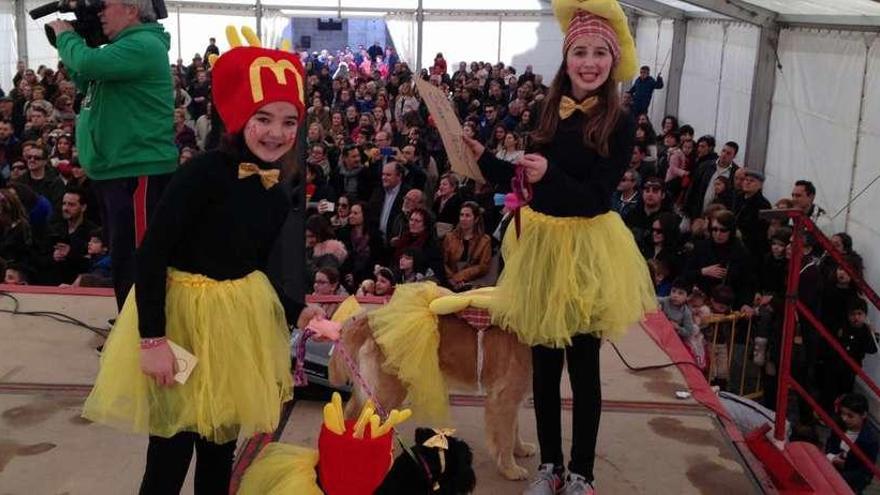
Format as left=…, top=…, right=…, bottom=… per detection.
left=248, top=57, right=304, bottom=104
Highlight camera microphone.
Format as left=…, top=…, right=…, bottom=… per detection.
left=28, top=1, right=61, bottom=20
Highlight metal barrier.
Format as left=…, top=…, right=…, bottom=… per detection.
left=703, top=311, right=763, bottom=398
left=762, top=208, right=880, bottom=482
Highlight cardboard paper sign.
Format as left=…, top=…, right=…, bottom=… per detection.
left=168, top=340, right=198, bottom=385
left=414, top=78, right=485, bottom=183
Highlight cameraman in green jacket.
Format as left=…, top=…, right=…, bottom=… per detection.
left=49, top=0, right=177, bottom=310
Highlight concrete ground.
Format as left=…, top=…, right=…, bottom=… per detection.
left=0, top=289, right=765, bottom=494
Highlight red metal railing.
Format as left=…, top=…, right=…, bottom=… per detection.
left=764, top=208, right=880, bottom=482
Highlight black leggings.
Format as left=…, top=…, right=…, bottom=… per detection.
left=139, top=432, right=236, bottom=495
left=532, top=333, right=602, bottom=481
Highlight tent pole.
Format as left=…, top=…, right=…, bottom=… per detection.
left=15, top=0, right=28, bottom=67
left=844, top=39, right=872, bottom=230
left=664, top=18, right=686, bottom=118
left=744, top=25, right=779, bottom=172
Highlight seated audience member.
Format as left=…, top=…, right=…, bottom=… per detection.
left=306, top=214, right=347, bottom=282
left=442, top=201, right=492, bottom=291
left=337, top=202, right=384, bottom=290
left=66, top=229, right=112, bottom=288
left=625, top=176, right=676, bottom=248
left=390, top=207, right=444, bottom=282
left=356, top=266, right=396, bottom=298
left=311, top=266, right=349, bottom=317
left=709, top=176, right=734, bottom=210
left=611, top=169, right=640, bottom=220
left=396, top=247, right=435, bottom=284
left=825, top=393, right=879, bottom=494
left=433, top=173, right=463, bottom=236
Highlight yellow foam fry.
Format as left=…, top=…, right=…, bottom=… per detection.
left=241, top=26, right=261, bottom=47
left=353, top=406, right=373, bottom=439
left=395, top=409, right=412, bottom=425
left=376, top=410, right=399, bottom=437
left=331, top=296, right=363, bottom=323
left=323, top=404, right=344, bottom=435
left=369, top=415, right=381, bottom=439
left=331, top=392, right=344, bottom=425
left=225, top=25, right=242, bottom=48
left=281, top=39, right=292, bottom=52
left=207, top=54, right=219, bottom=67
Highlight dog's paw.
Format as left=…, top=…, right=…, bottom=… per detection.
left=498, top=462, right=529, bottom=480
left=514, top=441, right=536, bottom=458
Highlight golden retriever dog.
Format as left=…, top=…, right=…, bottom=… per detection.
left=329, top=313, right=536, bottom=480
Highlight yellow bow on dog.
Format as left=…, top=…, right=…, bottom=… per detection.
left=558, top=95, right=598, bottom=119
left=238, top=163, right=280, bottom=189
left=422, top=428, right=457, bottom=450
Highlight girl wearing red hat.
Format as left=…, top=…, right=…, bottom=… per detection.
left=463, top=1, right=655, bottom=493
left=81, top=30, right=323, bottom=493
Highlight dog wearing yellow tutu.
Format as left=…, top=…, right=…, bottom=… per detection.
left=328, top=282, right=538, bottom=481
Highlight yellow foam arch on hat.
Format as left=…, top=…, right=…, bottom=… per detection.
left=241, top=26, right=262, bottom=48
left=281, top=39, right=292, bottom=52
left=226, top=25, right=243, bottom=48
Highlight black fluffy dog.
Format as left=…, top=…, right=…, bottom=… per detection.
left=376, top=428, right=477, bottom=494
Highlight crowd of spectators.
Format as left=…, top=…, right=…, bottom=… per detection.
left=0, top=40, right=876, bottom=423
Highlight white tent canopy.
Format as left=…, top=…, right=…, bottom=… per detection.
left=3, top=0, right=880, bottom=376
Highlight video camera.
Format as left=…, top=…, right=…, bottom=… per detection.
left=29, top=0, right=168, bottom=48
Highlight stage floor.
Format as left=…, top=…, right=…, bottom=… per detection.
left=0, top=288, right=767, bottom=494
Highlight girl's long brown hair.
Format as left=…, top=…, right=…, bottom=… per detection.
left=532, top=60, right=622, bottom=158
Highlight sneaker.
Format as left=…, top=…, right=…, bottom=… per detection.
left=523, top=463, right=564, bottom=495
left=562, top=473, right=595, bottom=495
left=95, top=345, right=104, bottom=356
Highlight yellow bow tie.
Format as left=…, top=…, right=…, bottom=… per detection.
left=422, top=428, right=457, bottom=481
left=422, top=428, right=457, bottom=451
left=238, top=162, right=280, bottom=189
left=559, top=95, right=599, bottom=119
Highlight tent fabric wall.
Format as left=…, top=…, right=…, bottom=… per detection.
left=678, top=21, right=724, bottom=140
left=634, top=17, right=674, bottom=129
left=847, top=36, right=880, bottom=382
left=385, top=14, right=417, bottom=67
left=0, top=2, right=16, bottom=92
left=25, top=0, right=60, bottom=73
left=763, top=28, right=869, bottom=235
left=714, top=23, right=758, bottom=158
left=396, top=15, right=561, bottom=81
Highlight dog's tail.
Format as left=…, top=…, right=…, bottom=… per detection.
left=328, top=314, right=372, bottom=386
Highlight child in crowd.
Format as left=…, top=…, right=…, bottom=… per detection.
left=356, top=266, right=396, bottom=298
left=706, top=285, right=736, bottom=389
left=820, top=298, right=878, bottom=414
left=825, top=393, right=879, bottom=494
left=658, top=278, right=706, bottom=369
left=4, top=263, right=30, bottom=285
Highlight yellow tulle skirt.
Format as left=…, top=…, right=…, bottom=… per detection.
left=491, top=207, right=657, bottom=348
left=367, top=282, right=450, bottom=423
left=81, top=269, right=293, bottom=444
left=238, top=443, right=322, bottom=495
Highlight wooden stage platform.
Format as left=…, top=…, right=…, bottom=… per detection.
left=0, top=287, right=773, bottom=494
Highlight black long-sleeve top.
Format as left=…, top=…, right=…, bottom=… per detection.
left=135, top=150, right=305, bottom=338
left=477, top=105, right=635, bottom=218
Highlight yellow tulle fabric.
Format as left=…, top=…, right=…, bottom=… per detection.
left=367, top=282, right=450, bottom=423
left=238, top=443, right=322, bottom=495
left=81, top=269, right=293, bottom=444
left=491, top=207, right=657, bottom=348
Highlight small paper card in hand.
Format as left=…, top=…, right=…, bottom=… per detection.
left=167, top=340, right=198, bottom=385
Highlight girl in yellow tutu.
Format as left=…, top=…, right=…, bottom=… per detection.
left=81, top=32, right=323, bottom=494
left=463, top=1, right=656, bottom=493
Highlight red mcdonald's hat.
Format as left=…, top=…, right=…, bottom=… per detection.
left=211, top=46, right=307, bottom=134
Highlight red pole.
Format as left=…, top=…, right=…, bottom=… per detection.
left=775, top=214, right=804, bottom=443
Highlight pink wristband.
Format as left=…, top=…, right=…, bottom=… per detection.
left=140, top=337, right=167, bottom=350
